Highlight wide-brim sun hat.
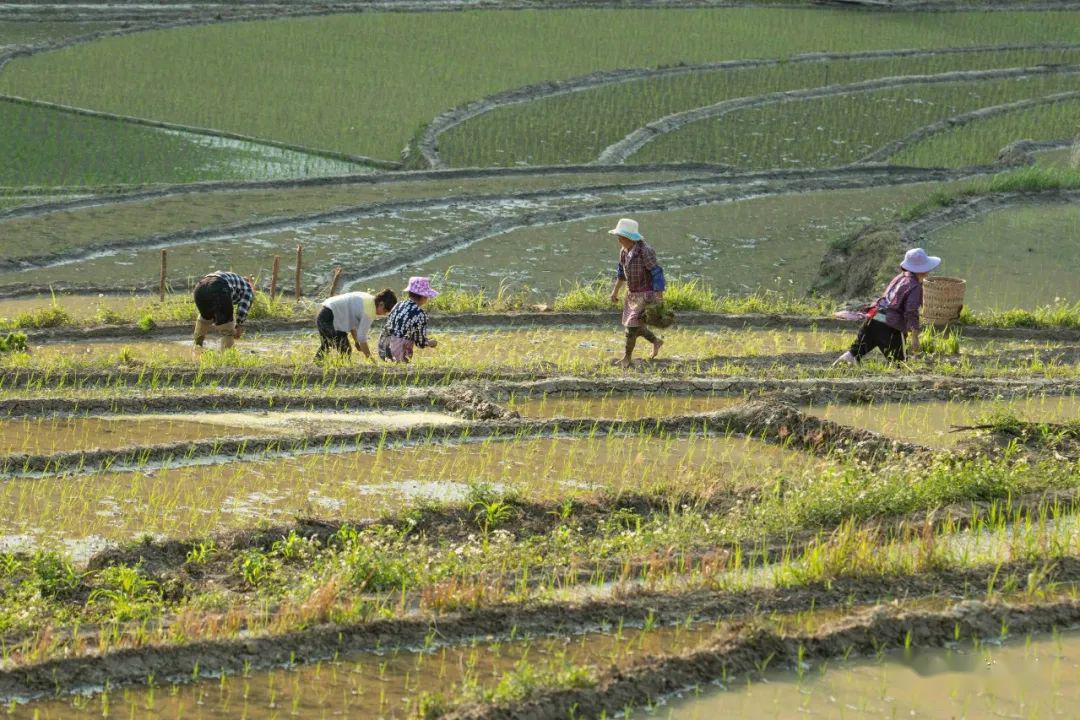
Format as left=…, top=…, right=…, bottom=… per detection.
left=406, top=276, right=439, bottom=298
left=901, top=247, right=941, bottom=274
left=608, top=218, right=643, bottom=241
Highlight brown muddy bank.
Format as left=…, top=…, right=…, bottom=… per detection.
left=445, top=595, right=1080, bottom=720
left=0, top=401, right=928, bottom=476
left=3, top=556, right=1079, bottom=704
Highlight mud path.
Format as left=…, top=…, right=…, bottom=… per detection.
left=0, top=402, right=927, bottom=476
left=3, top=557, right=1078, bottom=704
left=597, top=63, right=1080, bottom=164
left=418, top=43, right=1080, bottom=168
left=16, top=307, right=1080, bottom=343
left=446, top=595, right=1080, bottom=720
left=856, top=91, right=1080, bottom=163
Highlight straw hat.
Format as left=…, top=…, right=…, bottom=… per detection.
left=901, top=248, right=941, bottom=274
left=608, top=218, right=643, bottom=241
left=405, top=276, right=439, bottom=298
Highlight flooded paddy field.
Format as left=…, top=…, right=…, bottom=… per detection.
left=2, top=4, right=1079, bottom=716
left=667, top=628, right=1080, bottom=719
left=0, top=431, right=828, bottom=553
left=0, top=409, right=461, bottom=454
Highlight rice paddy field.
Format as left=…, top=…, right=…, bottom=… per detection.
left=0, top=1, right=1078, bottom=718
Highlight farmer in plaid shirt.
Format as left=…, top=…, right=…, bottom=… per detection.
left=607, top=218, right=666, bottom=368
left=192, top=271, right=253, bottom=350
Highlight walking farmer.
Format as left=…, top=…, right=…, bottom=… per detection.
left=834, top=248, right=941, bottom=366
left=192, top=271, right=254, bottom=350
left=316, top=289, right=397, bottom=362
left=608, top=218, right=666, bottom=368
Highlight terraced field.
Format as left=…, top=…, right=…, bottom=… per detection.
left=0, top=2, right=1078, bottom=718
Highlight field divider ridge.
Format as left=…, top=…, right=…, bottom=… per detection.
left=596, top=63, right=1080, bottom=164
left=0, top=401, right=930, bottom=477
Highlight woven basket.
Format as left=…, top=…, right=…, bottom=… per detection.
left=921, top=276, right=966, bottom=327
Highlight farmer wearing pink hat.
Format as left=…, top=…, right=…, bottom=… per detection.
left=835, top=248, right=941, bottom=365
left=608, top=218, right=666, bottom=368
left=377, top=276, right=440, bottom=363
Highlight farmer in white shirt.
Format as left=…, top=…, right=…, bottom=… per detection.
left=316, top=289, right=397, bottom=362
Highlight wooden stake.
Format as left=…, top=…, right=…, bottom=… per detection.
left=328, top=267, right=343, bottom=297
left=270, top=255, right=280, bottom=299
left=159, top=250, right=167, bottom=302
left=294, top=244, right=303, bottom=302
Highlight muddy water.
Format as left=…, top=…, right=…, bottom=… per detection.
left=510, top=393, right=750, bottom=419
left=665, top=629, right=1080, bottom=719
left=805, top=395, right=1080, bottom=448
left=0, top=410, right=460, bottom=454
left=0, top=433, right=828, bottom=554
left=15, top=618, right=726, bottom=719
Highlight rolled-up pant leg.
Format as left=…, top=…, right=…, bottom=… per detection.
left=625, top=325, right=658, bottom=356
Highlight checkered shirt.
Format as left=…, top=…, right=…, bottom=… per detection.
left=617, top=241, right=659, bottom=293
left=209, top=271, right=254, bottom=325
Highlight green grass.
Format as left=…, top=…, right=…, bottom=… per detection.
left=442, top=47, right=1080, bottom=167
left=3, top=10, right=1079, bottom=162
left=552, top=278, right=835, bottom=315
left=633, top=73, right=1080, bottom=166
left=893, top=98, right=1080, bottom=167
left=0, top=100, right=364, bottom=187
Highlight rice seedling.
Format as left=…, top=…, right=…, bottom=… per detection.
left=444, top=46, right=1080, bottom=167
left=634, top=73, right=1080, bottom=166
left=4, top=10, right=1076, bottom=161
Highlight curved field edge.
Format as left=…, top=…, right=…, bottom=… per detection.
left=597, top=63, right=1080, bottom=164
left=443, top=597, right=1080, bottom=720
left=4, top=10, right=1080, bottom=162
left=3, top=566, right=1078, bottom=703
left=0, top=402, right=931, bottom=476
left=434, top=43, right=1080, bottom=169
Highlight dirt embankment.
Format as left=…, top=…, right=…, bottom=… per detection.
left=445, top=595, right=1080, bottom=720
left=0, top=401, right=928, bottom=476
left=3, top=557, right=1079, bottom=704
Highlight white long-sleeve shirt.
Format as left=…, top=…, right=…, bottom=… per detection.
left=322, top=292, right=377, bottom=341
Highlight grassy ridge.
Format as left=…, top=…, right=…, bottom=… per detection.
left=2, top=10, right=1079, bottom=161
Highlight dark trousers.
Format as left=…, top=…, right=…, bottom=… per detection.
left=625, top=325, right=659, bottom=355
left=315, top=306, right=350, bottom=360
left=850, top=319, right=906, bottom=362
left=193, top=276, right=234, bottom=325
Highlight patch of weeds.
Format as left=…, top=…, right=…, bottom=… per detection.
left=136, top=314, right=157, bottom=333
left=184, top=540, right=216, bottom=566
left=30, top=551, right=82, bottom=599
left=0, top=332, right=27, bottom=354
left=6, top=304, right=71, bottom=330
left=237, top=549, right=274, bottom=589
left=88, top=564, right=162, bottom=621
left=272, top=530, right=315, bottom=563
left=95, top=305, right=125, bottom=325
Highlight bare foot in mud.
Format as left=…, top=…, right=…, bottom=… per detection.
left=615, top=356, right=633, bottom=369
left=650, top=338, right=664, bottom=359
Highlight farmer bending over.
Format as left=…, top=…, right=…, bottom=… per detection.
left=378, top=276, right=439, bottom=363
left=316, top=289, right=397, bottom=362
left=608, top=218, right=665, bottom=368
left=834, top=248, right=940, bottom=366
left=193, top=271, right=254, bottom=350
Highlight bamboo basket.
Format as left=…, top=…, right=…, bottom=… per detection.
left=921, top=276, right=966, bottom=327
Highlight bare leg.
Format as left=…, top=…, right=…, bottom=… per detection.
left=193, top=317, right=213, bottom=347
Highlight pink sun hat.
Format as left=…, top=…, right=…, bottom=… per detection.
left=406, top=276, right=439, bottom=298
